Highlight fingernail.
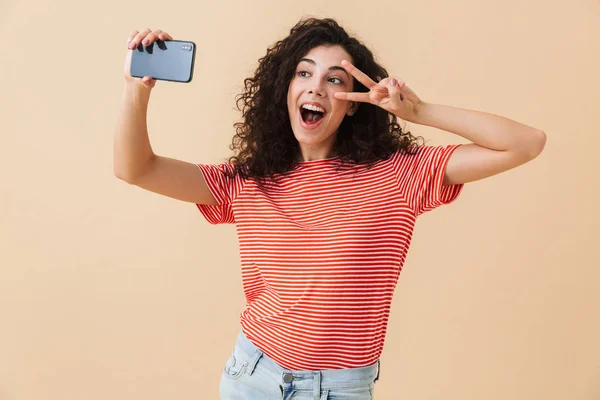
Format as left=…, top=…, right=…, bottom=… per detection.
left=389, top=78, right=397, bottom=86
left=142, top=39, right=149, bottom=45
left=129, top=42, right=135, bottom=49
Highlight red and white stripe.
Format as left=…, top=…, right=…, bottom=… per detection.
left=196, top=144, right=463, bottom=370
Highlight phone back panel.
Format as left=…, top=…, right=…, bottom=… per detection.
left=130, top=40, right=196, bottom=83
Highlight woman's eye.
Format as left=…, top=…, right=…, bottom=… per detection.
left=297, top=71, right=343, bottom=84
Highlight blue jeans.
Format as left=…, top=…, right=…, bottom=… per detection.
left=220, top=329, right=380, bottom=399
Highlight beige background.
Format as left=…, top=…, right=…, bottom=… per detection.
left=1, top=0, right=599, bottom=399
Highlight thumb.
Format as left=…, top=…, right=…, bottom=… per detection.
left=387, top=79, right=402, bottom=110
left=142, top=76, right=156, bottom=89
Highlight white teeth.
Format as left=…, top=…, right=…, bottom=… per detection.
left=301, top=104, right=325, bottom=113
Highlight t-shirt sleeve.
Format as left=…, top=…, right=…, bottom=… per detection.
left=393, top=144, right=464, bottom=217
left=195, top=162, right=245, bottom=224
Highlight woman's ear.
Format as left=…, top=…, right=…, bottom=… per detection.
left=347, top=101, right=359, bottom=116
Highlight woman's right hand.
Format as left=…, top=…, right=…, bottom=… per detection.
left=123, top=29, right=174, bottom=90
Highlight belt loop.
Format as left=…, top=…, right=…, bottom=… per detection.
left=313, top=370, right=321, bottom=400
left=246, top=349, right=263, bottom=376
left=374, top=359, right=380, bottom=383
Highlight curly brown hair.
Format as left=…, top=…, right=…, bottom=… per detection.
left=225, top=17, right=424, bottom=185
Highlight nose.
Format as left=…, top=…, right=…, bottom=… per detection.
left=308, top=82, right=326, bottom=97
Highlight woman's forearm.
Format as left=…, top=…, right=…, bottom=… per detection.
left=414, top=102, right=546, bottom=157
left=113, top=81, right=155, bottom=182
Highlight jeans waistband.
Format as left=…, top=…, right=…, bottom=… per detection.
left=235, top=329, right=381, bottom=387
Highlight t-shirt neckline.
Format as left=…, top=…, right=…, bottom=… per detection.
left=293, top=156, right=341, bottom=165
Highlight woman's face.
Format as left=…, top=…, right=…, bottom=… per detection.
left=287, top=45, right=357, bottom=161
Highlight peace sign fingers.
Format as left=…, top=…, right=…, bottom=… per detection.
left=341, top=60, right=377, bottom=89
left=333, top=60, right=381, bottom=103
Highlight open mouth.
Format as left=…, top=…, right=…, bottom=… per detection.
left=300, top=107, right=326, bottom=125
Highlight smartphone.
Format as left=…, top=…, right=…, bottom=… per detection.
left=130, top=39, right=196, bottom=83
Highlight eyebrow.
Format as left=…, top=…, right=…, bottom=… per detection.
left=298, top=58, right=350, bottom=80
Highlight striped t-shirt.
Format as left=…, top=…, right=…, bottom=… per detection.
left=196, top=144, right=464, bottom=370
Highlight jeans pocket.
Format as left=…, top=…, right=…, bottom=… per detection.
left=223, top=346, right=249, bottom=380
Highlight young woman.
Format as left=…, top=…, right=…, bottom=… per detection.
left=116, top=17, right=546, bottom=400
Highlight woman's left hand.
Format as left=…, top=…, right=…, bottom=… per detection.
left=334, top=60, right=424, bottom=123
